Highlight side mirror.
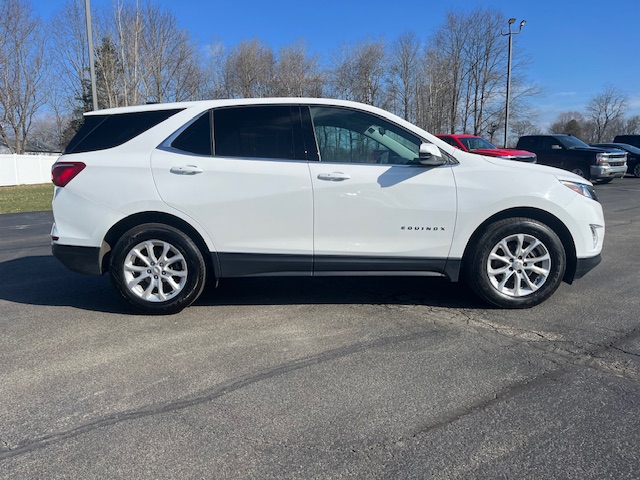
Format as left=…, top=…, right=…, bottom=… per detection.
left=419, top=143, right=446, bottom=166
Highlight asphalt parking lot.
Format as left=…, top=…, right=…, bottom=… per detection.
left=1, top=179, right=639, bottom=479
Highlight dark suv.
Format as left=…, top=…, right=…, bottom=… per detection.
left=516, top=134, right=627, bottom=181
left=613, top=135, right=640, bottom=148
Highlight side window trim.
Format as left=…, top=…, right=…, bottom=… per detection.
left=300, top=105, right=319, bottom=162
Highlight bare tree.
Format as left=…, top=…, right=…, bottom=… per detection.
left=47, top=0, right=94, bottom=149
left=200, top=39, right=229, bottom=99
left=272, top=41, right=323, bottom=98
left=388, top=32, right=421, bottom=121
left=460, top=8, right=506, bottom=135
left=622, top=115, right=640, bottom=135
left=0, top=0, right=48, bottom=154
left=421, top=8, right=537, bottom=138
left=327, top=43, right=355, bottom=100
left=93, top=0, right=143, bottom=107
left=139, top=3, right=201, bottom=102
left=426, top=12, right=470, bottom=133
left=417, top=48, right=450, bottom=133
left=49, top=0, right=90, bottom=112
left=327, top=39, right=387, bottom=106
left=224, top=39, right=275, bottom=98
left=585, top=85, right=628, bottom=142
left=509, top=118, right=540, bottom=139
left=549, top=111, right=586, bottom=137
left=352, top=39, right=387, bottom=106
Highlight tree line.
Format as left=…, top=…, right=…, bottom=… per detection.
left=0, top=0, right=638, bottom=154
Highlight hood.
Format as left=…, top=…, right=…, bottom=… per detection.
left=480, top=155, right=592, bottom=184
left=569, top=145, right=614, bottom=154
left=470, top=148, right=536, bottom=162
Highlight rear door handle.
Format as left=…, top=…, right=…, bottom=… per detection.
left=170, top=165, right=204, bottom=175
left=317, top=172, right=351, bottom=181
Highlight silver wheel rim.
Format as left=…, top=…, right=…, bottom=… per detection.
left=634, top=164, right=640, bottom=177
left=487, top=233, right=551, bottom=298
left=123, top=239, right=188, bottom=302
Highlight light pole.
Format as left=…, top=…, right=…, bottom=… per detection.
left=85, top=0, right=98, bottom=111
left=501, top=18, right=525, bottom=147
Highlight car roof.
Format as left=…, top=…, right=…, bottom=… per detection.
left=85, top=97, right=385, bottom=117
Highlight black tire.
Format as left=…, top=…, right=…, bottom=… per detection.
left=569, top=164, right=589, bottom=180
left=465, top=218, right=566, bottom=308
left=109, top=223, right=207, bottom=314
left=633, top=163, right=640, bottom=178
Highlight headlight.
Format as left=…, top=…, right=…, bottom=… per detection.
left=595, top=153, right=610, bottom=165
left=560, top=180, right=599, bottom=201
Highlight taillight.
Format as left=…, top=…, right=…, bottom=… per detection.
left=52, top=162, right=86, bottom=187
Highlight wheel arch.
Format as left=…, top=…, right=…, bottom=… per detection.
left=101, top=212, right=218, bottom=278
left=461, top=207, right=578, bottom=284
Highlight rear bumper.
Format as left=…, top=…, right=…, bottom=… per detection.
left=52, top=243, right=104, bottom=276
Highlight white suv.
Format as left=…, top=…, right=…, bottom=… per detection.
left=51, top=98, right=604, bottom=314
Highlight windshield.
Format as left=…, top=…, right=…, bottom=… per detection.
left=459, top=137, right=497, bottom=150
left=559, top=136, right=589, bottom=149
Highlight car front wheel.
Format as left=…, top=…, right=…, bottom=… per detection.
left=633, top=163, right=640, bottom=178
left=570, top=164, right=589, bottom=180
left=466, top=218, right=566, bottom=308
left=109, top=224, right=207, bottom=314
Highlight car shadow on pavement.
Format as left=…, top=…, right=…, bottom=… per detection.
left=196, top=276, right=485, bottom=309
left=0, top=255, right=131, bottom=314
left=0, top=255, right=487, bottom=314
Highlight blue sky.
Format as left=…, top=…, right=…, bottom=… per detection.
left=33, top=0, right=640, bottom=127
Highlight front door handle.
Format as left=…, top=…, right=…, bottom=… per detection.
left=317, top=172, right=351, bottom=181
left=170, top=165, right=204, bottom=175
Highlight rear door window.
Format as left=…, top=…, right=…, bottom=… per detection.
left=213, top=106, right=307, bottom=160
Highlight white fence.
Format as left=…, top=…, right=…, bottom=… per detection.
left=0, top=154, right=58, bottom=187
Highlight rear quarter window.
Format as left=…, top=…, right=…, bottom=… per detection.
left=64, top=109, right=183, bottom=154
left=170, top=111, right=213, bottom=156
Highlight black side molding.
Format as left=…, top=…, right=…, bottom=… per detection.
left=572, top=254, right=602, bottom=281
left=52, top=244, right=103, bottom=276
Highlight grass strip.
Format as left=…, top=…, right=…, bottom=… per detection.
left=0, top=183, right=54, bottom=214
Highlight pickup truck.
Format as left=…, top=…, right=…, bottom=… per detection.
left=516, top=134, right=627, bottom=181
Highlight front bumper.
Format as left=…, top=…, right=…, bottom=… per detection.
left=573, top=254, right=602, bottom=280
left=590, top=164, right=627, bottom=180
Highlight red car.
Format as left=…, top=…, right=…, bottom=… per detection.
left=437, top=134, right=536, bottom=163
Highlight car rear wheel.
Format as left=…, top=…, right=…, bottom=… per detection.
left=109, top=224, right=206, bottom=314
left=465, top=218, right=566, bottom=308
